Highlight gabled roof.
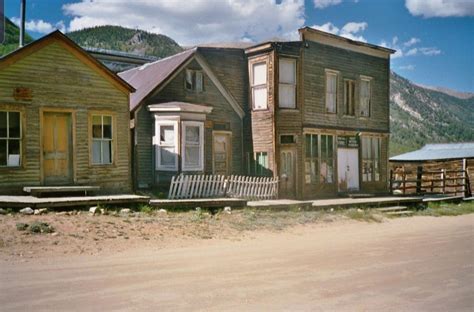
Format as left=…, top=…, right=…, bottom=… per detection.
left=118, top=48, right=196, bottom=111
left=0, top=30, right=135, bottom=94
left=119, top=48, right=245, bottom=118
left=390, top=143, right=474, bottom=162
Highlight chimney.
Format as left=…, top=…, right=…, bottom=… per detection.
left=19, top=0, right=26, bottom=47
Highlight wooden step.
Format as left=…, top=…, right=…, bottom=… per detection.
left=348, top=193, right=376, bottom=199
left=23, top=186, right=100, bottom=197
left=386, top=211, right=414, bottom=216
left=375, top=206, right=408, bottom=212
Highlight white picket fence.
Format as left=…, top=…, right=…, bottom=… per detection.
left=168, top=174, right=279, bottom=200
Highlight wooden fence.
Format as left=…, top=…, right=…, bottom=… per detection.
left=168, top=174, right=279, bottom=200
left=390, top=168, right=471, bottom=197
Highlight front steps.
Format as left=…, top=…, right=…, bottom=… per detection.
left=375, top=205, right=414, bottom=216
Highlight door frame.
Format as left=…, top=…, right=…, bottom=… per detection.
left=279, top=146, right=297, bottom=198
left=39, top=108, right=77, bottom=185
left=212, top=130, right=232, bottom=175
left=337, top=147, right=360, bottom=192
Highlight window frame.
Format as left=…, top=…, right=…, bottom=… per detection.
left=0, top=110, right=22, bottom=168
left=325, top=69, right=339, bottom=114
left=185, top=69, right=204, bottom=93
left=255, top=151, right=269, bottom=177
left=359, top=76, right=372, bottom=117
left=154, top=120, right=179, bottom=171
left=91, top=114, right=114, bottom=166
left=181, top=121, right=204, bottom=171
left=344, top=79, right=356, bottom=116
left=361, top=136, right=381, bottom=182
left=251, top=61, right=268, bottom=110
left=278, top=58, right=297, bottom=109
left=304, top=133, right=318, bottom=184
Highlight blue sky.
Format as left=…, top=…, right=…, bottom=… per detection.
left=3, top=0, right=474, bottom=92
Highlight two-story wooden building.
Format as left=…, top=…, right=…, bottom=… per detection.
left=120, top=27, right=394, bottom=198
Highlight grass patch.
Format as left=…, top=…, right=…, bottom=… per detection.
left=415, top=201, right=474, bottom=217
left=342, top=208, right=383, bottom=223
left=138, top=204, right=154, bottom=214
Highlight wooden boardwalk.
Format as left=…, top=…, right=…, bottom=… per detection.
left=0, top=194, right=150, bottom=209
left=150, top=198, right=247, bottom=209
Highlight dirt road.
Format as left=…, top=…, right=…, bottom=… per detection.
left=1, top=215, right=473, bottom=311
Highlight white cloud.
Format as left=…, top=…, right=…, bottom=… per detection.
left=379, top=37, right=403, bottom=59
left=405, top=48, right=418, bottom=56
left=10, top=17, right=65, bottom=34
left=419, top=47, right=441, bottom=56
left=399, top=64, right=415, bottom=71
left=63, top=0, right=305, bottom=45
left=312, top=21, right=368, bottom=42
left=406, top=0, right=474, bottom=18
left=403, top=37, right=420, bottom=47
left=313, top=0, right=342, bottom=9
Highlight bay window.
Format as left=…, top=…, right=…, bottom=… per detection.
left=155, top=121, right=178, bottom=171
left=279, top=58, right=296, bottom=108
left=182, top=121, right=204, bottom=171
left=0, top=111, right=21, bottom=167
left=92, top=115, right=113, bottom=165
left=251, top=62, right=268, bottom=110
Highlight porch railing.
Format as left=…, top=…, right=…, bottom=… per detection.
left=168, top=174, right=279, bottom=200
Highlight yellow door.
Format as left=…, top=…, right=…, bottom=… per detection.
left=213, top=133, right=231, bottom=175
left=43, top=112, right=72, bottom=184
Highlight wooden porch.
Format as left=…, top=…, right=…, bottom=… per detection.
left=0, top=194, right=149, bottom=209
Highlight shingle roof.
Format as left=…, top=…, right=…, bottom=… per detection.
left=118, top=48, right=196, bottom=111
left=390, top=143, right=474, bottom=162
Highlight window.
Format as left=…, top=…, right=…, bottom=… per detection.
left=362, top=137, right=381, bottom=182
left=344, top=79, right=355, bottom=116
left=155, top=121, right=178, bottom=171
left=279, top=58, right=296, bottom=108
left=251, top=62, right=268, bottom=110
left=325, top=71, right=338, bottom=113
left=182, top=121, right=204, bottom=171
left=255, top=152, right=269, bottom=176
left=280, top=135, right=295, bottom=144
left=0, top=111, right=21, bottom=167
left=360, top=77, right=371, bottom=117
left=92, top=115, right=113, bottom=165
left=320, top=135, right=334, bottom=183
left=185, top=69, right=203, bottom=92
left=305, top=134, right=318, bottom=184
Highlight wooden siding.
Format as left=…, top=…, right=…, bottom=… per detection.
left=135, top=59, right=243, bottom=188
left=0, top=42, right=131, bottom=194
left=302, top=40, right=390, bottom=132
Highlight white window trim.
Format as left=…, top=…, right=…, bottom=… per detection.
left=181, top=121, right=204, bottom=171
left=91, top=114, right=114, bottom=165
left=325, top=69, right=339, bottom=114
left=359, top=75, right=373, bottom=117
left=279, top=58, right=297, bottom=109
left=0, top=111, right=22, bottom=167
left=251, top=61, right=268, bottom=110
left=154, top=120, right=179, bottom=171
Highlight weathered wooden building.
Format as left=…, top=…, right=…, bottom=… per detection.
left=390, top=143, right=474, bottom=197
left=0, top=31, right=134, bottom=194
left=121, top=27, right=395, bottom=198
left=118, top=47, right=246, bottom=189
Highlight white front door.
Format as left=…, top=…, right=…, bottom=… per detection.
left=337, top=148, right=359, bottom=192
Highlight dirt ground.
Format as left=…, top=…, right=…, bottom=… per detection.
left=0, top=210, right=473, bottom=311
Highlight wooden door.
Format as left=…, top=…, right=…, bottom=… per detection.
left=213, top=133, right=231, bottom=175
left=280, top=149, right=296, bottom=198
left=43, top=112, right=72, bottom=185
left=337, top=148, right=359, bottom=192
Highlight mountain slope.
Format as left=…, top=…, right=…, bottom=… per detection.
left=0, top=18, right=34, bottom=56
left=67, top=26, right=183, bottom=58
left=389, top=71, right=474, bottom=156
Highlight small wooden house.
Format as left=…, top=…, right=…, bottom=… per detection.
left=390, top=143, right=474, bottom=196
left=0, top=31, right=135, bottom=194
